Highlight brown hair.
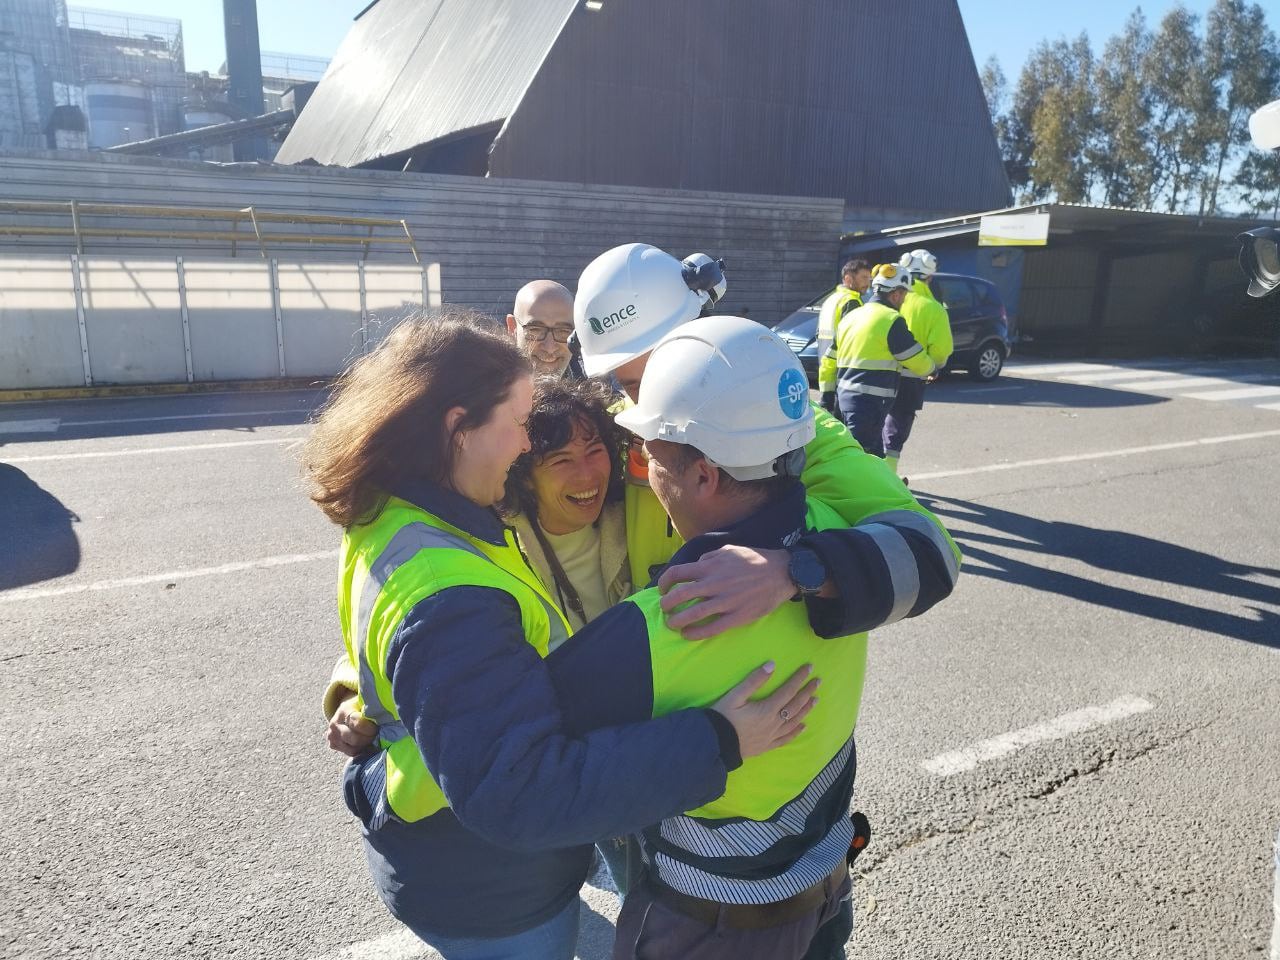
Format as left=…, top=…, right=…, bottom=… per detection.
left=303, top=310, right=531, bottom=527
left=842, top=259, right=870, bottom=281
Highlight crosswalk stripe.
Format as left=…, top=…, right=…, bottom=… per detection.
left=1257, top=402, right=1280, bottom=412
left=1101, top=373, right=1280, bottom=392
left=1182, top=385, right=1280, bottom=402
left=1058, top=367, right=1237, bottom=384
left=1011, top=363, right=1119, bottom=376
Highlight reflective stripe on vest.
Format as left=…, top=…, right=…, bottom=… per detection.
left=344, top=502, right=570, bottom=824
left=354, top=522, right=486, bottom=744
left=833, top=301, right=906, bottom=369
left=836, top=366, right=899, bottom=398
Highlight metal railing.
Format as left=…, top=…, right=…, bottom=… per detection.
left=0, top=200, right=423, bottom=263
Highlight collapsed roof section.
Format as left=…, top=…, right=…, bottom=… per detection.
left=275, top=0, right=578, bottom=168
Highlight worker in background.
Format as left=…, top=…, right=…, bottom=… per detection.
left=833, top=263, right=936, bottom=457
left=815, top=259, right=871, bottom=412
left=507, top=279, right=577, bottom=376
left=551, top=317, right=870, bottom=959
left=883, top=249, right=952, bottom=481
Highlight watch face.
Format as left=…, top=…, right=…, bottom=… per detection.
left=790, top=549, right=826, bottom=593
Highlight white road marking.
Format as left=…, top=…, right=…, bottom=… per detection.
left=0, top=418, right=60, bottom=434
left=911, top=429, right=1280, bottom=482
left=1056, top=368, right=1195, bottom=383
left=922, top=695, right=1155, bottom=777
left=1182, top=385, right=1280, bottom=402
left=1097, top=373, right=1279, bottom=392
left=3, top=436, right=297, bottom=463
left=0, top=551, right=336, bottom=604
left=1009, top=362, right=1120, bottom=376
left=62, top=409, right=311, bottom=427
left=1257, top=402, right=1280, bottom=412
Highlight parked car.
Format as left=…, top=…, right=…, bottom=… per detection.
left=772, top=273, right=1014, bottom=384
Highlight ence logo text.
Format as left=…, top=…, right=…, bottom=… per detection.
left=588, top=303, right=638, bottom=336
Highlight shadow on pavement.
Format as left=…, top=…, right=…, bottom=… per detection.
left=926, top=376, right=1168, bottom=410
left=0, top=463, right=80, bottom=590
left=923, top=494, right=1280, bottom=649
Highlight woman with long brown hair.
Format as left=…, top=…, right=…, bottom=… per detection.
left=304, top=311, right=816, bottom=960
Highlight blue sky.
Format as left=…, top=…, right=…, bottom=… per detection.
left=93, top=0, right=1223, bottom=78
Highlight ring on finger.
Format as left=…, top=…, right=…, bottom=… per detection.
left=779, top=708, right=791, bottom=722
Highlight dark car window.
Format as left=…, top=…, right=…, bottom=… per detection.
left=969, top=281, right=1000, bottom=309
left=774, top=311, right=819, bottom=336
left=934, top=278, right=974, bottom=311
left=804, top=286, right=837, bottom=309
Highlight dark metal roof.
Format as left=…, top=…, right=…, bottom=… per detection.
left=487, top=0, right=1010, bottom=211
left=275, top=0, right=579, bottom=167
left=845, top=203, right=1269, bottom=254
left=277, top=0, right=1010, bottom=214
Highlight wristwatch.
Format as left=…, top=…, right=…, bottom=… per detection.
left=786, top=546, right=827, bottom=599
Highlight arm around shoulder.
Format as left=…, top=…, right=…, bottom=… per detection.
left=389, top=587, right=737, bottom=851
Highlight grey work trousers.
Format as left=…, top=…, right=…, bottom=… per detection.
left=611, top=869, right=852, bottom=960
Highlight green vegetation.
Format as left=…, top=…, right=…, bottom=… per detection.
left=981, top=0, right=1280, bottom=216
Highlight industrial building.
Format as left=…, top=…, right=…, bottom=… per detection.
left=0, top=0, right=325, bottom=159
left=276, top=0, right=1012, bottom=230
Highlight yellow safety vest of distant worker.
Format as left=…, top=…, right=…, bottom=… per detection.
left=898, top=251, right=953, bottom=378
left=816, top=284, right=862, bottom=396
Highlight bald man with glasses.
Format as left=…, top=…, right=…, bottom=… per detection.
left=506, top=280, right=577, bottom=377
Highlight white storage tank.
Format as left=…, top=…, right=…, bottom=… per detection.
left=183, top=105, right=234, bottom=161
left=85, top=81, right=156, bottom=148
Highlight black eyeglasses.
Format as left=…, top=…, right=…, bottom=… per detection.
left=520, top=323, right=574, bottom=344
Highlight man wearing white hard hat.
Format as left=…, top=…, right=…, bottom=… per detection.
left=831, top=262, right=937, bottom=458
left=883, top=248, right=953, bottom=480
left=548, top=316, right=873, bottom=958
left=574, top=243, right=960, bottom=645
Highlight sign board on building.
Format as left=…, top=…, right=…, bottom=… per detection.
left=978, top=212, right=1050, bottom=247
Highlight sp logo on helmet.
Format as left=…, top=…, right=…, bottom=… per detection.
left=777, top=368, right=808, bottom=420
left=587, top=303, right=638, bottom=337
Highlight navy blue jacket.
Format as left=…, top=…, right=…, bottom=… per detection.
left=352, top=480, right=740, bottom=938
left=354, top=473, right=953, bottom=936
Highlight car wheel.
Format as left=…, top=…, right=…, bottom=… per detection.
left=970, top=342, right=1005, bottom=382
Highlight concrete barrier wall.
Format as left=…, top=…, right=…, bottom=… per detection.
left=0, top=255, right=440, bottom=389
left=0, top=151, right=844, bottom=327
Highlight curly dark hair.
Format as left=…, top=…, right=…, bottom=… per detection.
left=499, top=375, right=628, bottom=519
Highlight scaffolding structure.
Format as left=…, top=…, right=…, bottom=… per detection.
left=0, top=0, right=74, bottom=148
left=66, top=6, right=185, bottom=136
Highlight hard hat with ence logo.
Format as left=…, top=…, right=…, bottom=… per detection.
left=898, top=248, right=938, bottom=278
left=871, top=262, right=913, bottom=294
left=574, top=243, right=726, bottom=378
left=614, top=315, right=815, bottom=482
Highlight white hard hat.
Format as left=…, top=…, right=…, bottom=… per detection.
left=898, top=248, right=938, bottom=277
left=872, top=262, right=913, bottom=294
left=614, top=315, right=815, bottom=482
left=574, top=243, right=724, bottom=378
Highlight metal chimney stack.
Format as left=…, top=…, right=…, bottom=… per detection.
left=222, top=0, right=266, bottom=160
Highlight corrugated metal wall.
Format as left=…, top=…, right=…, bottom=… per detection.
left=490, top=0, right=1009, bottom=214
left=0, top=151, right=843, bottom=325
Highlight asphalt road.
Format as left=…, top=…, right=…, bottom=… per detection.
left=1, top=357, right=1277, bottom=960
